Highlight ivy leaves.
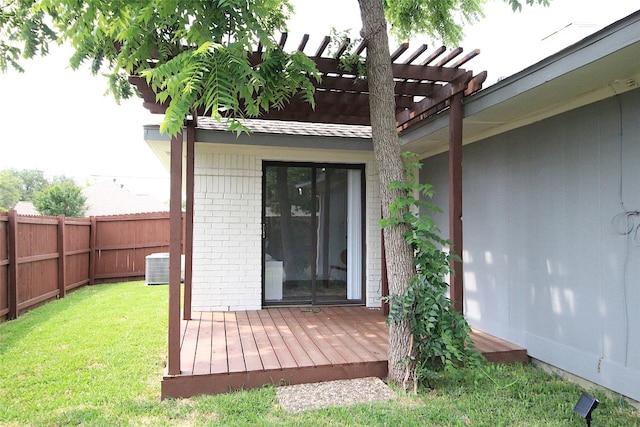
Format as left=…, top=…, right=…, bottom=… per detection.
left=383, top=154, right=484, bottom=388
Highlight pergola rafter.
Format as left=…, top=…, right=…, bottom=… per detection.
left=128, top=33, right=487, bottom=129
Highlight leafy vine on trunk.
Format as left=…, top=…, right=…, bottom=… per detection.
left=382, top=154, right=484, bottom=390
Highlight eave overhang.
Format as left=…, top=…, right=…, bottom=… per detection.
left=401, top=10, right=640, bottom=158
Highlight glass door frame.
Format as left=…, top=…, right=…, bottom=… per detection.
left=261, top=161, right=366, bottom=306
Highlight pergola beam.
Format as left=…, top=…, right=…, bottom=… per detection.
left=395, top=71, right=473, bottom=130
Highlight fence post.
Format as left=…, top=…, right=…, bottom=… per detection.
left=58, top=215, right=66, bottom=298
left=89, top=216, right=96, bottom=285
left=7, top=210, right=18, bottom=320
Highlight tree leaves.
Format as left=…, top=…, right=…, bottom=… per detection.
left=32, top=178, right=87, bottom=217
left=383, top=0, right=484, bottom=45
left=506, top=0, right=551, bottom=13
left=0, top=0, right=57, bottom=73
left=0, top=170, right=22, bottom=212
left=141, top=40, right=319, bottom=136
left=2, top=0, right=320, bottom=136
left=383, top=0, right=550, bottom=44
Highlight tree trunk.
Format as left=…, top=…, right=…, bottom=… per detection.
left=358, top=0, right=417, bottom=389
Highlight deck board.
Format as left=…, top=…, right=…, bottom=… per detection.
left=279, top=309, right=348, bottom=366
left=211, top=312, right=228, bottom=374
left=314, top=310, right=381, bottom=363
left=255, top=309, right=299, bottom=369
left=192, top=312, right=213, bottom=375
left=471, top=328, right=528, bottom=363
left=162, top=306, right=527, bottom=399
left=303, top=310, right=366, bottom=364
left=276, top=308, right=332, bottom=367
left=330, top=308, right=388, bottom=358
left=246, top=310, right=281, bottom=370
left=236, top=311, right=264, bottom=372
left=225, top=312, right=247, bottom=373
left=180, top=312, right=201, bottom=374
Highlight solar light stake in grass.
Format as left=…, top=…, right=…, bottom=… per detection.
left=574, top=392, right=599, bottom=427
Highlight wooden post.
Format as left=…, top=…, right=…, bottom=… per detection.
left=57, top=215, right=67, bottom=298
left=89, top=216, right=96, bottom=285
left=168, top=131, right=183, bottom=376
left=7, top=210, right=18, bottom=320
left=449, top=92, right=464, bottom=313
left=183, top=120, right=195, bottom=321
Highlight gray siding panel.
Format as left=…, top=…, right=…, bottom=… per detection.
left=420, top=88, right=640, bottom=401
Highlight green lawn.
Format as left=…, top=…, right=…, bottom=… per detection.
left=0, top=281, right=638, bottom=426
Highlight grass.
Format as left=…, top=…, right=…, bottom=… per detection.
left=0, top=281, right=638, bottom=426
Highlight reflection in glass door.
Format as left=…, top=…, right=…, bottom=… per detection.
left=263, top=163, right=364, bottom=305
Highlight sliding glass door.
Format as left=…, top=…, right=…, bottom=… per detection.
left=263, top=162, right=364, bottom=305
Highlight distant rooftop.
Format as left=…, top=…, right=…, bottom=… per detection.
left=13, top=180, right=168, bottom=217
left=83, top=180, right=168, bottom=216
left=13, top=201, right=39, bottom=216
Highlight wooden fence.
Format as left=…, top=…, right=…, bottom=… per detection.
left=0, top=210, right=182, bottom=321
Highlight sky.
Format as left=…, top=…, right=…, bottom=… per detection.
left=0, top=0, right=637, bottom=201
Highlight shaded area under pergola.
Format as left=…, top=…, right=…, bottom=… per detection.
left=128, top=34, right=487, bottom=376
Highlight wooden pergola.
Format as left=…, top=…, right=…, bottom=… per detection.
left=128, top=34, right=487, bottom=376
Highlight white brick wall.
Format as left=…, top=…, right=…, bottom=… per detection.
left=192, top=144, right=382, bottom=311
left=192, top=152, right=262, bottom=311
left=365, top=161, right=382, bottom=307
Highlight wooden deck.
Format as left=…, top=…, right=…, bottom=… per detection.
left=162, top=306, right=527, bottom=399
